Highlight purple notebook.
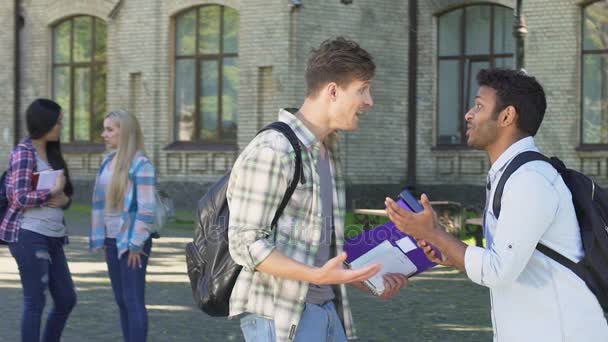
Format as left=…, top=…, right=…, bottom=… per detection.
left=344, top=190, right=438, bottom=281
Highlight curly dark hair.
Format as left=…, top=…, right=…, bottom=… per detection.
left=305, top=37, right=375, bottom=97
left=477, top=68, right=547, bottom=136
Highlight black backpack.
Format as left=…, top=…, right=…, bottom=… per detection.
left=185, top=122, right=304, bottom=317
left=492, top=151, right=608, bottom=312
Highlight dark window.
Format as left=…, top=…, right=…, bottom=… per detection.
left=581, top=1, right=608, bottom=145
left=174, top=5, right=239, bottom=143
left=437, top=5, right=514, bottom=146
left=52, top=16, right=107, bottom=143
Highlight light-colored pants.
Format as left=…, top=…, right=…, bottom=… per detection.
left=240, top=301, right=347, bottom=342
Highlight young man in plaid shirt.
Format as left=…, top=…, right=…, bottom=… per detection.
left=227, top=37, right=408, bottom=342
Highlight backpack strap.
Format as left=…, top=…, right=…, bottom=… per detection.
left=536, top=243, right=578, bottom=273
left=492, top=151, right=551, bottom=219
left=257, top=122, right=304, bottom=228
left=491, top=150, right=580, bottom=273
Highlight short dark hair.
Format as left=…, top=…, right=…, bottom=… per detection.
left=476, top=68, right=547, bottom=136
left=305, top=37, right=375, bottom=97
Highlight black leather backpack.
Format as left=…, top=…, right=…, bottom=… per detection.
left=185, top=122, right=304, bottom=316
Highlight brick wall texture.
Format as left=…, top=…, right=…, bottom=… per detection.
left=0, top=0, right=603, bottom=209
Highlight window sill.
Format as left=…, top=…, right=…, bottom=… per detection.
left=163, top=141, right=238, bottom=152
left=62, top=143, right=106, bottom=153
left=575, top=145, right=608, bottom=152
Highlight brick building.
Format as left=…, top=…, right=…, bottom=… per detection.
left=1, top=0, right=607, bottom=210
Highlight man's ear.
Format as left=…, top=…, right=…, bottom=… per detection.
left=499, top=105, right=517, bottom=127
left=326, top=82, right=338, bottom=102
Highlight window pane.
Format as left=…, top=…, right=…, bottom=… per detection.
left=199, top=6, right=220, bottom=54
left=74, top=68, right=91, bottom=141
left=582, top=54, right=608, bottom=144
left=583, top=2, right=608, bottom=50
left=92, top=64, right=107, bottom=143
left=200, top=60, right=219, bottom=140
left=494, top=57, right=513, bottom=69
left=223, top=7, right=239, bottom=54
left=465, top=6, right=491, bottom=55
left=175, top=59, right=196, bottom=141
left=494, top=6, right=514, bottom=54
left=176, top=9, right=196, bottom=55
left=53, top=67, right=71, bottom=142
left=465, top=60, right=490, bottom=111
left=53, top=20, right=71, bottom=63
left=95, top=19, right=107, bottom=61
left=222, top=57, right=238, bottom=141
left=439, top=9, right=462, bottom=56
left=73, top=16, right=92, bottom=62
left=438, top=60, right=461, bottom=144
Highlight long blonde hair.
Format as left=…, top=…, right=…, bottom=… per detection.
left=106, top=109, right=146, bottom=210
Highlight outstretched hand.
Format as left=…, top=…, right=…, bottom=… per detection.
left=313, top=252, right=381, bottom=285
left=385, top=194, right=439, bottom=241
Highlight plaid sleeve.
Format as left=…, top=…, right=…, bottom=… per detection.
left=9, top=148, right=51, bottom=208
left=227, top=145, right=290, bottom=271
left=129, top=161, right=155, bottom=251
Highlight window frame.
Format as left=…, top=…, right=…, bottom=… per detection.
left=173, top=5, right=239, bottom=144
left=579, top=0, right=608, bottom=149
left=435, top=4, right=514, bottom=148
left=51, top=15, right=106, bottom=144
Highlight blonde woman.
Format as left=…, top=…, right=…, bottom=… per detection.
left=90, top=110, right=156, bottom=342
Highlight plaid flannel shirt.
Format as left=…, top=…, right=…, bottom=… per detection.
left=0, top=138, right=54, bottom=242
left=90, top=151, right=156, bottom=258
left=227, top=109, right=357, bottom=341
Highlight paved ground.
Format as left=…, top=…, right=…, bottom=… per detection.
left=0, top=207, right=492, bottom=341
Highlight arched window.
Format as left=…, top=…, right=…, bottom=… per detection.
left=436, top=5, right=514, bottom=146
left=581, top=1, right=608, bottom=145
left=52, top=16, right=107, bottom=143
left=174, top=5, right=239, bottom=143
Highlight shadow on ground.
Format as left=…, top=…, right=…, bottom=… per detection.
left=0, top=206, right=492, bottom=341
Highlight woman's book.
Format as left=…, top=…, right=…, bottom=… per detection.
left=32, top=169, right=63, bottom=190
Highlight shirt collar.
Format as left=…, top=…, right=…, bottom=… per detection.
left=488, top=136, right=539, bottom=180
left=278, top=108, right=319, bottom=149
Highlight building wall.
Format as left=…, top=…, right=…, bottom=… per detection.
left=0, top=1, right=15, bottom=165
left=2, top=0, right=607, bottom=210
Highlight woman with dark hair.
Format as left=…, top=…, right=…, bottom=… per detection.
left=0, top=98, right=76, bottom=342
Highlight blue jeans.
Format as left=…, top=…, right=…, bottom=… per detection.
left=104, top=238, right=152, bottom=342
left=9, top=229, right=77, bottom=342
left=240, top=301, right=347, bottom=342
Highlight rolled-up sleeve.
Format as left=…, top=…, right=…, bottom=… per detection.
left=465, top=169, right=559, bottom=288
left=10, top=149, right=51, bottom=208
left=227, top=144, right=290, bottom=271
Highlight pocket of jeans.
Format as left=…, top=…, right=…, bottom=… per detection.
left=240, top=314, right=258, bottom=341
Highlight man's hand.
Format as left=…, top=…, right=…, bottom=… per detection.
left=352, top=273, right=409, bottom=299
left=417, top=239, right=453, bottom=267
left=127, top=250, right=148, bottom=269
left=47, top=192, right=69, bottom=208
left=378, top=273, right=408, bottom=299
left=312, top=252, right=381, bottom=285
left=385, top=194, right=440, bottom=241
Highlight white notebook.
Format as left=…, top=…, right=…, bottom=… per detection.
left=349, top=240, right=418, bottom=295
left=34, top=169, right=63, bottom=190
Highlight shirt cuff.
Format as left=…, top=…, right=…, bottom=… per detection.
left=465, top=245, right=485, bottom=286
left=248, top=239, right=276, bottom=268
